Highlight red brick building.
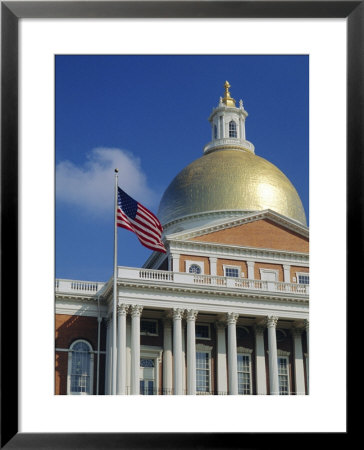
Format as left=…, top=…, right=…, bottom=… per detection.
left=55, top=82, right=309, bottom=395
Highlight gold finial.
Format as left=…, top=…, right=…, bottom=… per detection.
left=222, top=80, right=236, bottom=107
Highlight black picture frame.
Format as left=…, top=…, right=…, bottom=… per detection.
left=1, top=1, right=358, bottom=448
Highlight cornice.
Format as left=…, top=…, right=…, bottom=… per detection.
left=115, top=279, right=309, bottom=305
left=167, top=209, right=308, bottom=241
left=55, top=293, right=102, bottom=302
left=168, top=239, right=309, bottom=265
left=162, top=209, right=254, bottom=232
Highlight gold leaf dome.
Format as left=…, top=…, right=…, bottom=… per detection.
left=158, top=148, right=307, bottom=227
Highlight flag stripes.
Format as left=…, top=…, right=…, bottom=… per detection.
left=116, top=187, right=166, bottom=253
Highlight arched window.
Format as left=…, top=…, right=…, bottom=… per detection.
left=67, top=339, right=94, bottom=395
left=189, top=264, right=202, bottom=274
left=214, top=124, right=218, bottom=139
left=229, top=120, right=237, bottom=138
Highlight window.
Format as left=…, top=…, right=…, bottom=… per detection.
left=196, top=324, right=210, bottom=339
left=196, top=351, right=210, bottom=393
left=189, top=264, right=202, bottom=274
left=237, top=354, right=252, bottom=394
left=229, top=120, right=237, bottom=138
left=139, top=347, right=163, bottom=395
left=225, top=267, right=239, bottom=277
left=140, top=358, right=155, bottom=395
left=214, top=124, right=218, bottom=139
left=186, top=260, right=205, bottom=275
left=68, top=340, right=93, bottom=395
left=297, top=274, right=309, bottom=285
left=278, top=356, right=290, bottom=395
left=140, top=319, right=158, bottom=336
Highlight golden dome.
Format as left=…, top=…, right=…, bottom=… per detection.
left=158, top=149, right=307, bottom=226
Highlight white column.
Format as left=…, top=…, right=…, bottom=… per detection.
left=130, top=305, right=143, bottom=395
left=305, top=319, right=309, bottom=394
left=292, top=326, right=306, bottom=395
left=182, top=322, right=186, bottom=393
left=283, top=265, right=291, bottom=283
left=216, top=321, right=228, bottom=395
left=254, top=325, right=267, bottom=395
left=126, top=317, right=131, bottom=394
left=226, top=312, right=239, bottom=395
left=173, top=308, right=184, bottom=395
left=267, top=315, right=279, bottom=395
left=209, top=257, right=217, bottom=276
left=116, top=304, right=128, bottom=395
left=163, top=317, right=173, bottom=395
left=171, top=253, right=180, bottom=272
left=247, top=261, right=255, bottom=279
left=107, top=316, right=114, bottom=394
left=186, top=309, right=198, bottom=395
left=104, top=317, right=111, bottom=394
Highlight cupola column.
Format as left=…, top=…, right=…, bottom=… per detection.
left=267, top=315, right=279, bottom=395
left=226, top=312, right=239, bottom=394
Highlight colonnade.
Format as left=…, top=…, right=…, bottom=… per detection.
left=105, top=305, right=309, bottom=395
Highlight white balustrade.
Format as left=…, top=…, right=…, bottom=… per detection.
left=203, top=138, right=255, bottom=154
left=55, top=279, right=104, bottom=294
left=56, top=269, right=308, bottom=297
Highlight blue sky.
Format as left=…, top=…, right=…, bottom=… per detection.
left=56, top=55, right=309, bottom=282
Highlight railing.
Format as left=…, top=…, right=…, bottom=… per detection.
left=121, top=387, right=228, bottom=395
left=203, top=138, right=255, bottom=154
left=117, top=267, right=309, bottom=295
left=55, top=279, right=105, bottom=294
left=56, top=268, right=308, bottom=296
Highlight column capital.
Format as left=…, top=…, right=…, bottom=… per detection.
left=226, top=312, right=239, bottom=325
left=247, top=260, right=255, bottom=267
left=163, top=316, right=173, bottom=328
left=186, top=309, right=198, bottom=321
left=266, top=315, right=278, bottom=328
left=283, top=264, right=291, bottom=270
left=215, top=320, right=226, bottom=330
left=117, top=304, right=129, bottom=316
left=291, top=326, right=303, bottom=337
left=172, top=308, right=184, bottom=320
left=254, top=324, right=265, bottom=335
left=130, top=304, right=143, bottom=317
left=209, top=256, right=217, bottom=262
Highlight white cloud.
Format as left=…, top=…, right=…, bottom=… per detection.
left=56, top=148, right=159, bottom=216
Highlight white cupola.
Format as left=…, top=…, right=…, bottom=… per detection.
left=203, top=81, right=255, bottom=155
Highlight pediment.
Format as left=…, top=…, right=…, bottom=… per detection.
left=166, top=210, right=309, bottom=253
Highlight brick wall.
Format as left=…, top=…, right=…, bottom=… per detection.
left=55, top=314, right=106, bottom=395
left=191, top=219, right=309, bottom=253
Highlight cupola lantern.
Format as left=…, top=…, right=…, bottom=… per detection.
left=203, top=81, right=255, bottom=155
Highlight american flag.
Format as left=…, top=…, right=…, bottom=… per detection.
left=116, top=187, right=166, bottom=253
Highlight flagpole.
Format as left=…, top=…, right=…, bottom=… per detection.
left=112, top=168, right=119, bottom=395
